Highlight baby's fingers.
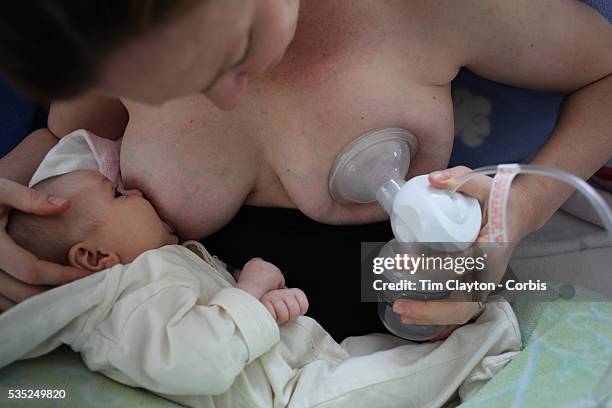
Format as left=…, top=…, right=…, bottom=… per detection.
left=263, top=299, right=277, bottom=321
left=263, top=289, right=308, bottom=324
left=292, top=288, right=309, bottom=316
left=283, top=294, right=302, bottom=321
left=273, top=299, right=290, bottom=324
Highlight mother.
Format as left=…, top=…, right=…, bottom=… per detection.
left=0, top=0, right=611, bottom=340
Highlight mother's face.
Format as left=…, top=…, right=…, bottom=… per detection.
left=99, top=0, right=299, bottom=109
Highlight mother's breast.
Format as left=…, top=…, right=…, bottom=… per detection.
left=120, top=97, right=258, bottom=239
left=253, top=65, right=456, bottom=225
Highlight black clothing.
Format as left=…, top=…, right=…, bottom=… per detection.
left=201, top=205, right=394, bottom=342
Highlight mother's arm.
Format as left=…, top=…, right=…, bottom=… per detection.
left=395, top=0, right=612, bottom=333
left=0, top=94, right=128, bottom=311
left=454, top=0, right=612, bottom=239
left=48, top=93, right=128, bottom=140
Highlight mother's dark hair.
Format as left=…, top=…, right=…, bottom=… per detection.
left=0, top=0, right=202, bottom=100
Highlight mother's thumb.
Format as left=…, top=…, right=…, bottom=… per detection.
left=428, top=166, right=473, bottom=189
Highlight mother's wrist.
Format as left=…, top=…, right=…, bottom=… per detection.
left=507, top=180, right=541, bottom=241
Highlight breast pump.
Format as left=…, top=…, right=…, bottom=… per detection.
left=329, top=128, right=612, bottom=404
left=329, top=128, right=483, bottom=341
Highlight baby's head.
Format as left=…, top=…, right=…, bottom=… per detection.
left=8, top=170, right=179, bottom=272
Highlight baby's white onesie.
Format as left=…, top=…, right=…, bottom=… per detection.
left=0, top=241, right=520, bottom=408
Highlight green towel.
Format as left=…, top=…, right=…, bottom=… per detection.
left=461, top=286, right=612, bottom=408
left=0, top=346, right=180, bottom=407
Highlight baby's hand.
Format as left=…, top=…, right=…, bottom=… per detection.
left=236, top=258, right=284, bottom=300
left=261, top=288, right=309, bottom=325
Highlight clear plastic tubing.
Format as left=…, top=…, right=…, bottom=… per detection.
left=451, top=164, right=612, bottom=235
left=452, top=164, right=612, bottom=405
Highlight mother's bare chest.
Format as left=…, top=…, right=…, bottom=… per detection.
left=121, top=8, right=458, bottom=238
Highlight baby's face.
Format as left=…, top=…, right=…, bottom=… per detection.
left=43, top=170, right=179, bottom=263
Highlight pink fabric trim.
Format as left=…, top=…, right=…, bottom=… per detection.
left=84, top=134, right=123, bottom=187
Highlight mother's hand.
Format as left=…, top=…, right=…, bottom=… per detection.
left=0, top=178, right=89, bottom=312
left=393, top=166, right=528, bottom=340
left=391, top=300, right=485, bottom=340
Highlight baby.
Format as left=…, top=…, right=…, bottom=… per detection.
left=8, top=169, right=308, bottom=326
left=0, top=130, right=521, bottom=408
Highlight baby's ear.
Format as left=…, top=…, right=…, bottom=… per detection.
left=68, top=242, right=121, bottom=272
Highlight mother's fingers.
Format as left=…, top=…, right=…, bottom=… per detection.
left=431, top=324, right=461, bottom=341
left=428, top=166, right=492, bottom=203
left=0, top=270, right=48, bottom=304
left=0, top=293, right=16, bottom=312
left=393, top=299, right=482, bottom=325
left=0, top=178, right=70, bottom=215
left=0, top=236, right=89, bottom=285
left=25, top=260, right=90, bottom=286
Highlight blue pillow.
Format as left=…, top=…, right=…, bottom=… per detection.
left=582, top=0, right=612, bottom=23
left=449, top=69, right=563, bottom=167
